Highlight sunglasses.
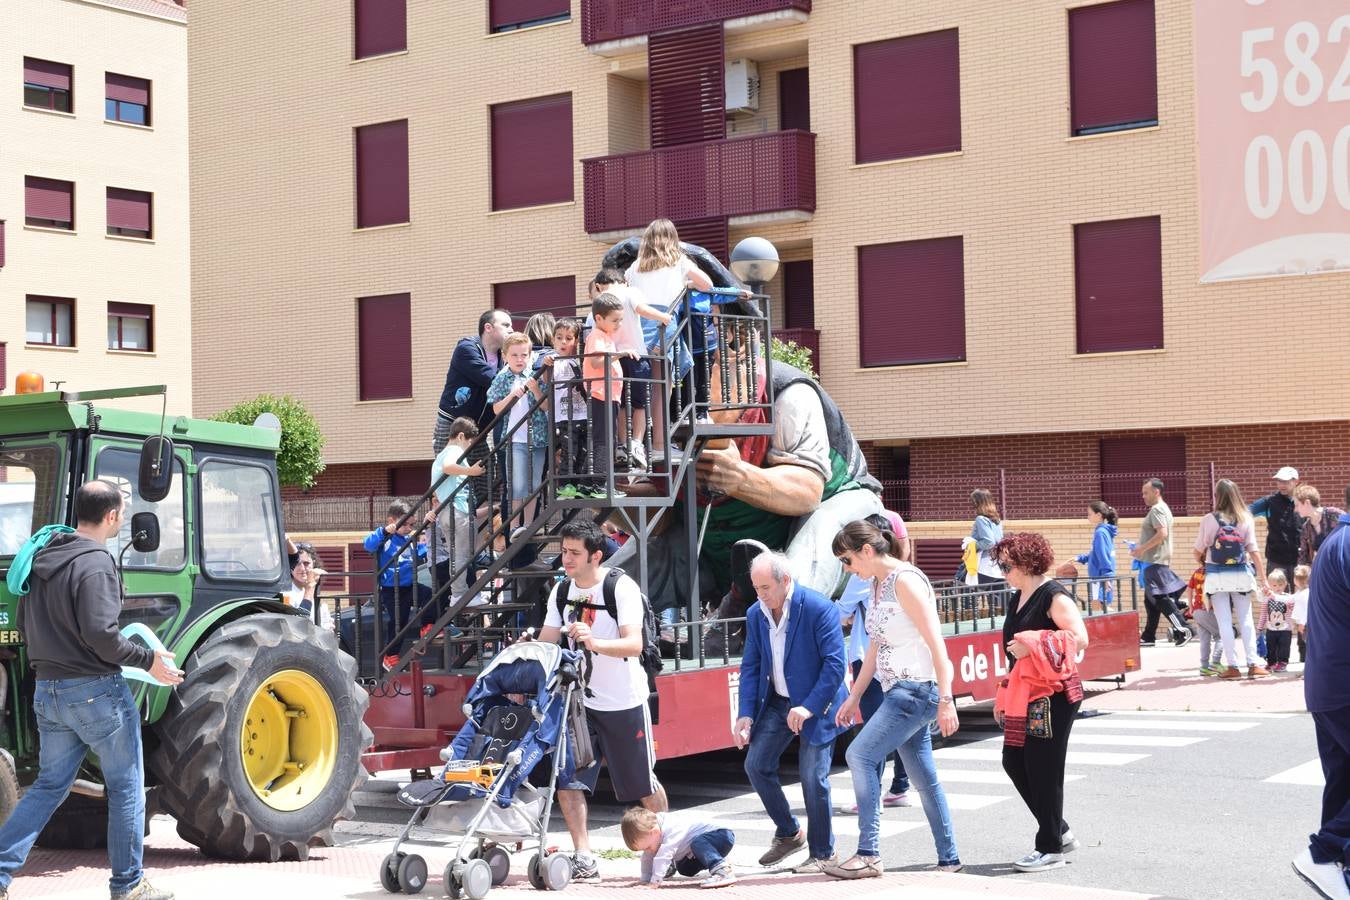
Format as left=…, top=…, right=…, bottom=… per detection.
left=997, top=561, right=1013, bottom=574
left=837, top=555, right=853, bottom=566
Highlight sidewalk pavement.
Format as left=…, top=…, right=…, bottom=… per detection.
left=1080, top=641, right=1307, bottom=714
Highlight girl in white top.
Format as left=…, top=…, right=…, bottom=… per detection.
left=1192, top=478, right=1271, bottom=678
left=827, top=521, right=961, bottom=878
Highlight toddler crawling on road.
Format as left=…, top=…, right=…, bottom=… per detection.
left=622, top=807, right=737, bottom=889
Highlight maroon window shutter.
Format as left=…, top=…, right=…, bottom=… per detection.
left=346, top=541, right=375, bottom=594
left=106, top=188, right=152, bottom=234
left=1074, top=215, right=1163, bottom=354
left=779, top=68, right=811, bottom=132
left=23, top=58, right=71, bottom=90
left=854, top=29, right=961, bottom=164
left=25, top=177, right=74, bottom=226
left=492, top=276, right=577, bottom=322
left=490, top=0, right=569, bottom=31
left=648, top=24, right=726, bottom=148
left=1100, top=436, right=1185, bottom=517
left=108, top=301, right=151, bottom=318
left=358, top=293, right=412, bottom=400
left=355, top=119, right=410, bottom=228
left=782, top=260, right=814, bottom=329
left=0, top=220, right=6, bottom=269
left=913, top=538, right=965, bottom=583
left=674, top=218, right=727, bottom=266
left=354, top=0, right=406, bottom=59
left=388, top=463, right=430, bottom=496
left=105, top=73, right=149, bottom=105
left=0, top=343, right=6, bottom=392
left=490, top=94, right=573, bottom=211
left=1069, top=0, right=1157, bottom=134
left=858, top=237, right=965, bottom=367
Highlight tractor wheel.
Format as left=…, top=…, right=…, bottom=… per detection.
left=150, top=613, right=372, bottom=860
left=0, top=749, right=19, bottom=827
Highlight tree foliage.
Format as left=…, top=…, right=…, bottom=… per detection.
left=769, top=336, right=818, bottom=380
left=210, top=394, right=326, bottom=490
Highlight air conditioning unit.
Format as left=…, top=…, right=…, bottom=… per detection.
left=725, top=58, right=760, bottom=114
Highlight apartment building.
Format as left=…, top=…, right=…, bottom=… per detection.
left=189, top=0, right=1350, bottom=529
left=1, top=0, right=189, bottom=412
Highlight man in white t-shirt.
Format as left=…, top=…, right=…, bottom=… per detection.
left=538, top=519, right=666, bottom=882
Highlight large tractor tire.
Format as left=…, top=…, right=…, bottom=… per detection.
left=149, top=613, right=371, bottom=860
left=0, top=749, right=19, bottom=827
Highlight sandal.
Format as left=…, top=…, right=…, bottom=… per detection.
left=823, top=854, right=883, bottom=879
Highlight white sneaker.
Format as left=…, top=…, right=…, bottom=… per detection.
left=627, top=440, right=648, bottom=470
left=882, top=791, right=911, bottom=807
left=1294, top=847, right=1350, bottom=900
left=1013, top=851, right=1065, bottom=872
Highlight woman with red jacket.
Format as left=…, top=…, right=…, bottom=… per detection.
left=992, top=532, right=1089, bottom=873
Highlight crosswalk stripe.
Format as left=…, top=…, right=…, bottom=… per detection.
left=1265, top=759, right=1326, bottom=786
left=933, top=747, right=1149, bottom=765
left=697, top=810, right=926, bottom=838
left=933, top=768, right=1085, bottom=785
left=1074, top=717, right=1258, bottom=732
left=1068, top=734, right=1206, bottom=748
left=1102, top=709, right=1294, bottom=719
left=941, top=792, right=1011, bottom=810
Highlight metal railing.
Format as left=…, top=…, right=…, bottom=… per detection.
left=582, top=130, right=816, bottom=234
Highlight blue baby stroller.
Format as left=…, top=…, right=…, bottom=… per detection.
left=379, top=642, right=585, bottom=897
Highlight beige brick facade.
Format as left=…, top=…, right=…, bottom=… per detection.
left=2, top=0, right=189, bottom=413
left=189, top=2, right=1349, bottom=477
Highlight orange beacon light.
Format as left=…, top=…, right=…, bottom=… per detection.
left=14, top=371, right=45, bottom=394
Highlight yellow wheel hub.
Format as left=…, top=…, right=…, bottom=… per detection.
left=239, top=669, right=338, bottom=811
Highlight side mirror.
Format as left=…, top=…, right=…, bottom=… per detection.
left=130, top=512, right=160, bottom=553
left=137, top=436, right=174, bottom=503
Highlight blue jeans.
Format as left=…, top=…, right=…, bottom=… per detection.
left=674, top=828, right=735, bottom=876
left=508, top=442, right=546, bottom=510
left=854, top=659, right=910, bottom=795
left=846, top=679, right=959, bottom=865
left=0, top=674, right=146, bottom=893
left=743, top=694, right=835, bottom=860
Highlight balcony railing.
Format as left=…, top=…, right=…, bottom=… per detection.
left=583, top=130, right=815, bottom=235
left=582, top=0, right=811, bottom=45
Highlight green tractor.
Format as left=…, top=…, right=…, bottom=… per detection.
left=0, top=384, right=371, bottom=860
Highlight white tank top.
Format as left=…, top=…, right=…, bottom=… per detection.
left=865, top=563, right=937, bottom=691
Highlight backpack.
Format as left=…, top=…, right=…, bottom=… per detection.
left=1210, top=513, right=1247, bottom=567
left=553, top=568, right=664, bottom=722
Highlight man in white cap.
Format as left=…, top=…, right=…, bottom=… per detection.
left=1251, top=467, right=1302, bottom=593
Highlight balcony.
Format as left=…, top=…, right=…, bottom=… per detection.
left=582, top=0, right=810, bottom=50
left=583, top=130, right=815, bottom=237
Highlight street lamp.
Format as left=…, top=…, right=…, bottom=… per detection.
left=730, top=236, right=779, bottom=292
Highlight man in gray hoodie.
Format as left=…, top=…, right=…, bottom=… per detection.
left=0, top=480, right=181, bottom=900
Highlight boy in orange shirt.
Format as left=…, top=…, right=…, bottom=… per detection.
left=582, top=293, right=638, bottom=499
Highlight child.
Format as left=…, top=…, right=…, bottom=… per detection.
left=591, top=268, right=672, bottom=470
left=621, top=806, right=736, bottom=889
left=1292, top=564, right=1310, bottom=666
left=1187, top=567, right=1225, bottom=676
left=541, top=319, right=590, bottom=499
left=582, top=293, right=638, bottom=499
left=1259, top=569, right=1296, bottom=672
left=486, top=332, right=548, bottom=525
left=430, top=417, right=486, bottom=607
left=362, top=499, right=432, bottom=671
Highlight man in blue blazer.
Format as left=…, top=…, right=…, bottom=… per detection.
left=734, top=550, right=848, bottom=873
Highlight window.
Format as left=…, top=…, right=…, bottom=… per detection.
left=853, top=29, right=961, bottom=164
left=1074, top=215, right=1163, bottom=354
left=0, top=444, right=62, bottom=557
left=354, top=0, right=406, bottom=59
left=782, top=260, right=815, bottom=329
left=107, top=302, right=153, bottom=351
left=857, top=237, right=965, bottom=367
left=1100, top=436, right=1185, bottom=517
left=492, top=276, right=576, bottom=321
left=104, top=73, right=151, bottom=125
left=490, top=94, right=573, bottom=211
left=94, top=446, right=186, bottom=570
left=106, top=187, right=152, bottom=238
left=200, top=460, right=283, bottom=582
left=25, top=296, right=75, bottom=347
left=25, top=176, right=74, bottom=230
left=355, top=119, right=409, bottom=228
left=779, top=68, right=811, bottom=132
left=489, top=0, right=569, bottom=33
left=1069, top=0, right=1158, bottom=135
left=23, top=57, right=72, bottom=113
left=357, top=293, right=412, bottom=400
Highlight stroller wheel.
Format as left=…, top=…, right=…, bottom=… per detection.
left=527, top=854, right=546, bottom=891
left=482, top=845, right=511, bottom=885
left=443, top=862, right=462, bottom=899
left=544, top=852, right=572, bottom=891
left=398, top=853, right=428, bottom=894
left=380, top=853, right=404, bottom=893
left=462, top=857, right=493, bottom=899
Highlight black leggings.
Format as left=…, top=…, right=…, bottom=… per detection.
left=1266, top=630, right=1293, bottom=666
left=1002, top=691, right=1080, bottom=854
left=1143, top=590, right=1187, bottom=640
